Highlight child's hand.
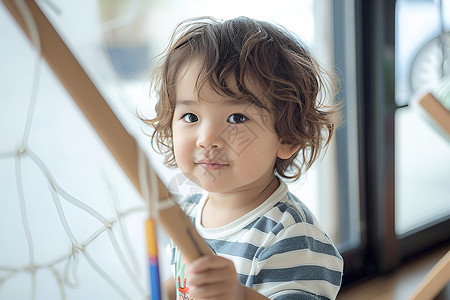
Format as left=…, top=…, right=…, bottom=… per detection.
left=187, top=255, right=244, bottom=300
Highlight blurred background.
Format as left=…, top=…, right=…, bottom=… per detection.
left=0, top=0, right=449, bottom=299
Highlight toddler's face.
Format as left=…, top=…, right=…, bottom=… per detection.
left=171, top=61, right=285, bottom=194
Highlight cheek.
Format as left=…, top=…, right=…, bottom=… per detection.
left=220, top=125, right=259, bottom=155
left=172, top=134, right=184, bottom=158
left=237, top=140, right=278, bottom=168
left=238, top=134, right=280, bottom=169
left=172, top=123, right=184, bottom=147
left=172, top=128, right=193, bottom=165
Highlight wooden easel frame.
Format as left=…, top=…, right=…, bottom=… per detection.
left=2, top=0, right=211, bottom=263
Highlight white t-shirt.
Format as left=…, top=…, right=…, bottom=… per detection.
left=169, top=179, right=343, bottom=300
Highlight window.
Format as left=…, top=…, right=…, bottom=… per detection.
left=347, top=0, right=450, bottom=282
left=394, top=0, right=450, bottom=236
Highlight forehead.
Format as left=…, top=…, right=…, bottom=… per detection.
left=175, top=60, right=232, bottom=100
left=174, top=59, right=265, bottom=106
left=175, top=60, right=207, bottom=99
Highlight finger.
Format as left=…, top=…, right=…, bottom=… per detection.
left=189, top=281, right=229, bottom=299
left=188, top=267, right=235, bottom=286
left=188, top=255, right=231, bottom=273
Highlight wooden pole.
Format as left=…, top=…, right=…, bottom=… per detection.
left=2, top=0, right=211, bottom=262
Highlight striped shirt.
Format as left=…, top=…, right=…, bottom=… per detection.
left=169, top=179, right=343, bottom=300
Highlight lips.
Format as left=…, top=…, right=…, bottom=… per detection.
left=195, top=159, right=229, bottom=170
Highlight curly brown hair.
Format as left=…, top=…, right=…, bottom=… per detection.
left=143, top=16, right=341, bottom=181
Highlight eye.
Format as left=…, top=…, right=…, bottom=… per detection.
left=181, top=113, right=199, bottom=123
left=227, top=113, right=248, bottom=124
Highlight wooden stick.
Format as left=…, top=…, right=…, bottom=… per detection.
left=419, top=92, right=450, bottom=135
left=409, top=250, right=450, bottom=300
left=2, top=0, right=211, bottom=262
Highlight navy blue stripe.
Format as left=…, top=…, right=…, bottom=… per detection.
left=257, top=236, right=340, bottom=261
left=205, top=239, right=259, bottom=261
left=254, top=247, right=265, bottom=261
left=238, top=273, right=250, bottom=286
left=276, top=202, right=305, bottom=223
left=242, top=218, right=259, bottom=230
left=274, top=292, right=328, bottom=300
left=287, top=192, right=314, bottom=224
left=298, top=203, right=314, bottom=225
left=243, top=216, right=285, bottom=235
left=252, top=265, right=342, bottom=286
left=184, top=193, right=202, bottom=204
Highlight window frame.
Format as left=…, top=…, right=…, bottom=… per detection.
left=336, top=0, right=450, bottom=286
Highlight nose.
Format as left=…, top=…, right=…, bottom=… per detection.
left=196, top=121, right=224, bottom=150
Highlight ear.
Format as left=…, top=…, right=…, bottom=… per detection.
left=277, top=143, right=301, bottom=160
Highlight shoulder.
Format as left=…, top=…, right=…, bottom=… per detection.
left=265, top=190, right=341, bottom=254
left=245, top=190, right=322, bottom=238
left=261, top=179, right=321, bottom=228
left=275, top=191, right=319, bottom=226
left=249, top=191, right=344, bottom=299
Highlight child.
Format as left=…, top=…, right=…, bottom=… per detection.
left=146, top=16, right=343, bottom=300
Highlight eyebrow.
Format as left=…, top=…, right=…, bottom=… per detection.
left=175, top=99, right=198, bottom=106
left=175, top=99, right=249, bottom=106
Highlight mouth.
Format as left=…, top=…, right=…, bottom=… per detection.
left=195, top=159, right=229, bottom=171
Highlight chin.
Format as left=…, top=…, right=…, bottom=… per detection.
left=196, top=177, right=231, bottom=193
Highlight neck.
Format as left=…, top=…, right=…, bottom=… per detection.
left=201, top=176, right=279, bottom=228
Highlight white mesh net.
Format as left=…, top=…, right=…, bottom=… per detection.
left=0, top=1, right=161, bottom=299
